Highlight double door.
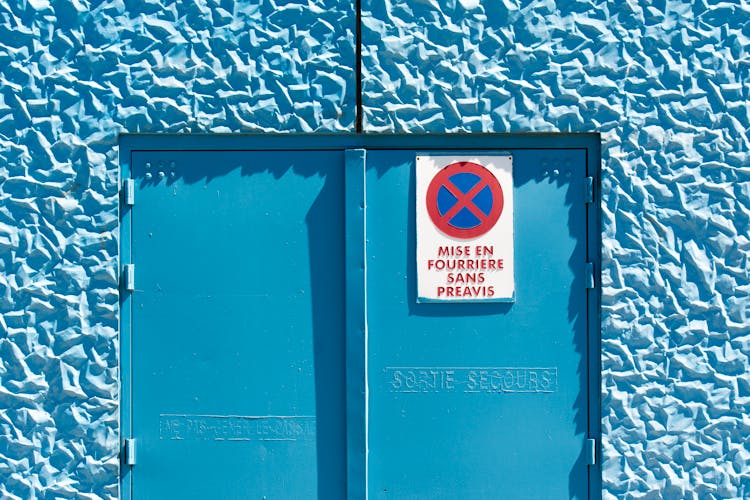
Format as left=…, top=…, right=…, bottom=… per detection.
left=120, top=135, right=600, bottom=499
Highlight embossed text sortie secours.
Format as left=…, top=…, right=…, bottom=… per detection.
left=385, top=367, right=558, bottom=393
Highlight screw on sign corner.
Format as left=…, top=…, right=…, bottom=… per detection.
left=426, top=162, right=504, bottom=240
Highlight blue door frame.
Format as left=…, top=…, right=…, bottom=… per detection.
left=119, top=133, right=601, bottom=499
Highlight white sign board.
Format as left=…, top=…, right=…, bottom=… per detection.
left=416, top=154, right=514, bottom=302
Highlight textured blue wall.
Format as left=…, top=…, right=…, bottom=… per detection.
left=0, top=0, right=354, bottom=498
left=362, top=0, right=750, bottom=498
left=0, top=0, right=748, bottom=498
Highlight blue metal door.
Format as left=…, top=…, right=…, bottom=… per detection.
left=121, top=135, right=599, bottom=500
left=364, top=148, right=592, bottom=499
left=122, top=149, right=347, bottom=499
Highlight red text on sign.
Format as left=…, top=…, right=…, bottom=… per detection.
left=430, top=245, right=503, bottom=297
left=447, top=272, right=485, bottom=284
left=427, top=259, right=504, bottom=270
left=437, top=286, right=496, bottom=297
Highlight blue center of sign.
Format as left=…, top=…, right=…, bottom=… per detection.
left=436, top=172, right=493, bottom=229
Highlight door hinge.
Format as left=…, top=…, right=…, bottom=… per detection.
left=124, top=438, right=136, bottom=466
left=123, top=178, right=135, bottom=206
left=586, top=438, right=596, bottom=465
left=584, top=177, right=594, bottom=204
left=585, top=262, right=595, bottom=289
left=123, top=264, right=135, bottom=291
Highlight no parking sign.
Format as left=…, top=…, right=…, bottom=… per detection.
left=416, top=154, right=514, bottom=302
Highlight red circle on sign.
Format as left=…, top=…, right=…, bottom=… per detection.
left=426, top=161, right=504, bottom=239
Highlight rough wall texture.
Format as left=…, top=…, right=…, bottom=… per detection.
left=362, top=0, right=750, bottom=498
left=1, top=0, right=749, bottom=497
left=0, top=0, right=354, bottom=498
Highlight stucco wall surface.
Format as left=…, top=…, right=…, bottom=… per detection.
left=1, top=0, right=749, bottom=498
left=362, top=0, right=750, bottom=498
left=0, top=0, right=354, bottom=498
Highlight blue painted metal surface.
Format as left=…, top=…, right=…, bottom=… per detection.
left=120, top=134, right=600, bottom=499
left=345, top=149, right=367, bottom=500
left=124, top=149, right=347, bottom=499
left=366, top=148, right=590, bottom=499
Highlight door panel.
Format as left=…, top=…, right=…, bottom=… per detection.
left=122, top=138, right=596, bottom=500
left=365, top=149, right=589, bottom=499
left=129, top=150, right=346, bottom=499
